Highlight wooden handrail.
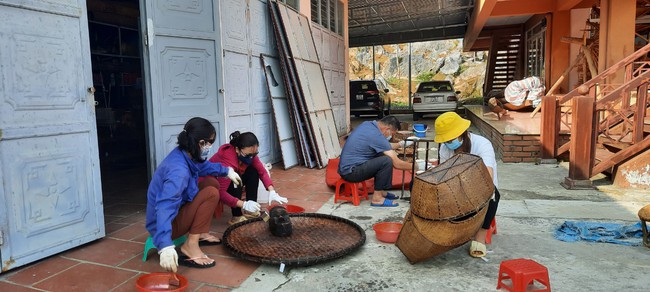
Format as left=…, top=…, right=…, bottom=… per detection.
left=559, top=42, right=650, bottom=104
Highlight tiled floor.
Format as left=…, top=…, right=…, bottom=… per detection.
left=0, top=166, right=330, bottom=291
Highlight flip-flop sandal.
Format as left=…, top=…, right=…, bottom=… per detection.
left=178, top=253, right=216, bottom=268
left=384, top=193, right=399, bottom=200
left=198, top=234, right=222, bottom=246
left=370, top=199, right=399, bottom=207
left=469, top=240, right=487, bottom=258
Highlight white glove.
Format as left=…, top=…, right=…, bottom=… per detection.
left=227, top=167, right=243, bottom=186
left=268, top=190, right=288, bottom=205
left=242, top=200, right=261, bottom=213
left=159, top=245, right=178, bottom=273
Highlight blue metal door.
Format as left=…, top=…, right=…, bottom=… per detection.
left=0, top=1, right=104, bottom=272
left=140, top=0, right=225, bottom=169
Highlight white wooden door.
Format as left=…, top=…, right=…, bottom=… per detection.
left=0, top=0, right=104, bottom=271
left=221, top=0, right=280, bottom=165
left=140, top=0, right=225, bottom=170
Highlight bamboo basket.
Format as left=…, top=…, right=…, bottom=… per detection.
left=395, top=211, right=458, bottom=264
left=410, top=153, right=494, bottom=220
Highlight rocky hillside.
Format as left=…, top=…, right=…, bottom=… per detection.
left=349, top=39, right=487, bottom=105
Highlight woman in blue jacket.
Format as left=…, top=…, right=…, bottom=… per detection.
left=145, top=117, right=260, bottom=271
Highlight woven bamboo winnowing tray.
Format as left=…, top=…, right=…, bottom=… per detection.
left=410, top=153, right=494, bottom=220
left=222, top=213, right=366, bottom=266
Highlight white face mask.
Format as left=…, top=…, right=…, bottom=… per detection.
left=200, top=143, right=213, bottom=160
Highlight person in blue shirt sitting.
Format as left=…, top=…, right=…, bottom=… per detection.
left=338, top=116, right=414, bottom=207
left=146, top=117, right=260, bottom=271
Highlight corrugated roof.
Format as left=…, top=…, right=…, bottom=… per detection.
left=348, top=0, right=474, bottom=47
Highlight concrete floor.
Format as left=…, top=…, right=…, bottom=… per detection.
left=1, top=114, right=649, bottom=291
left=236, top=115, right=650, bottom=292
left=237, top=161, right=650, bottom=292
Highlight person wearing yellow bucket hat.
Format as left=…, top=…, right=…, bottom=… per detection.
left=434, top=112, right=501, bottom=258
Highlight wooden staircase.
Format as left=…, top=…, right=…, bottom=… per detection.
left=540, top=42, right=650, bottom=189
left=483, top=26, right=524, bottom=94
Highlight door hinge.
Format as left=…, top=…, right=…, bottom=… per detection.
left=0, top=230, right=4, bottom=246
left=144, top=35, right=148, bottom=46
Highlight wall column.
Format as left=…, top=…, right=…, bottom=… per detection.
left=598, top=0, right=636, bottom=82
left=549, top=10, right=570, bottom=92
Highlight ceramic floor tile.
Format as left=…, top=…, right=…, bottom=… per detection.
left=118, top=252, right=166, bottom=274
left=193, top=284, right=232, bottom=291
left=105, top=222, right=130, bottom=234
left=0, top=281, right=41, bottom=292
left=3, top=256, right=79, bottom=286
left=108, top=222, right=147, bottom=241
left=33, top=263, right=136, bottom=292
left=104, top=203, right=146, bottom=217
left=62, top=237, right=142, bottom=266
left=178, top=256, right=259, bottom=288
left=114, top=211, right=147, bottom=224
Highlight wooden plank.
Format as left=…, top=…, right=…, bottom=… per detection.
left=592, top=136, right=650, bottom=175
left=569, top=96, right=596, bottom=180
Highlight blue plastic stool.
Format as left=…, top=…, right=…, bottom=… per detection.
left=142, top=235, right=187, bottom=262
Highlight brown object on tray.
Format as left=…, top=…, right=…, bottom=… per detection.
left=268, top=206, right=292, bottom=237
left=409, top=153, right=494, bottom=220
left=222, top=213, right=365, bottom=266
left=395, top=147, right=414, bottom=156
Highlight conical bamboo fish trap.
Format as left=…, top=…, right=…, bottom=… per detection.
left=410, top=153, right=494, bottom=220
left=396, top=207, right=489, bottom=264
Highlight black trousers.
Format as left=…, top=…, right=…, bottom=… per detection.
left=229, top=166, right=260, bottom=217
left=482, top=187, right=501, bottom=229
left=340, top=155, right=393, bottom=191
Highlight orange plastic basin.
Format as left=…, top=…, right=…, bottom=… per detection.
left=136, top=273, right=188, bottom=292
left=372, top=222, right=403, bottom=243
left=267, top=204, right=305, bottom=214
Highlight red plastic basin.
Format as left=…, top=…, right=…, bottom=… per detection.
left=136, top=273, right=188, bottom=292
left=372, top=222, right=403, bottom=243
left=267, top=204, right=305, bottom=214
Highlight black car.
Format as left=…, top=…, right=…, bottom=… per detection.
left=349, top=80, right=391, bottom=118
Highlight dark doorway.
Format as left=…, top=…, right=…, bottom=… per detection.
left=87, top=0, right=148, bottom=204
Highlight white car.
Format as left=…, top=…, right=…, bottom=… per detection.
left=412, top=81, right=459, bottom=120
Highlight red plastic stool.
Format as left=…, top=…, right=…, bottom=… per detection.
left=334, top=178, right=369, bottom=206
left=497, top=259, right=551, bottom=292
left=486, top=218, right=497, bottom=244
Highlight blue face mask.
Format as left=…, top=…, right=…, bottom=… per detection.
left=238, top=155, right=254, bottom=165
left=444, top=138, right=462, bottom=150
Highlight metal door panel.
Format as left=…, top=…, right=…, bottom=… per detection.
left=338, top=38, right=345, bottom=71
left=227, top=115, right=253, bottom=135
left=252, top=56, right=271, bottom=114
left=253, top=112, right=274, bottom=163
left=221, top=0, right=248, bottom=53
left=251, top=55, right=276, bottom=163
left=151, top=0, right=215, bottom=34
left=322, top=32, right=332, bottom=64
left=329, top=33, right=338, bottom=67
left=224, top=51, right=251, bottom=117
left=312, top=26, right=323, bottom=60
left=142, top=0, right=224, bottom=169
left=0, top=2, right=104, bottom=271
left=275, top=2, right=340, bottom=166
left=261, top=55, right=299, bottom=169
left=250, top=0, right=275, bottom=56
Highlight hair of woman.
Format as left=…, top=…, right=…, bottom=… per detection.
left=177, top=117, right=216, bottom=162
left=229, top=131, right=259, bottom=149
